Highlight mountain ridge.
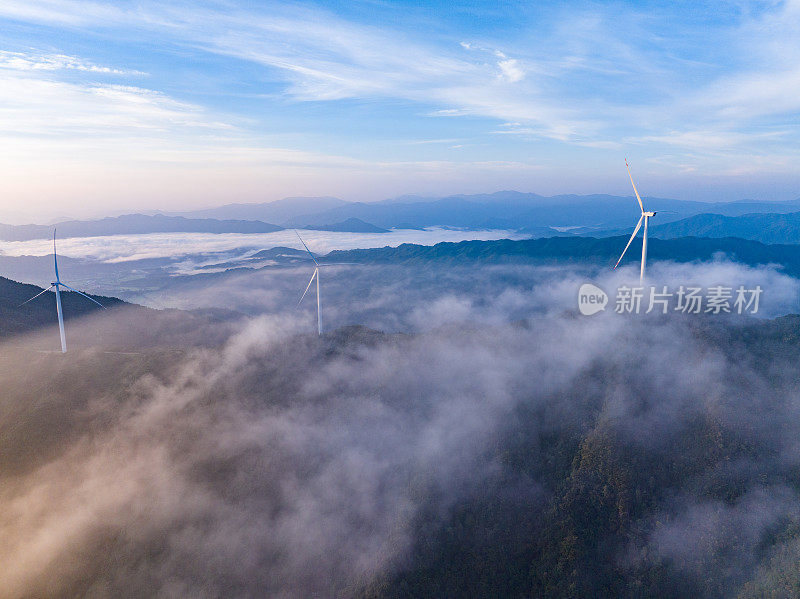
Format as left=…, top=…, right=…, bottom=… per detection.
left=282, top=192, right=800, bottom=230
left=644, top=211, right=800, bottom=244
left=322, top=235, right=800, bottom=277
left=0, top=214, right=284, bottom=242
left=303, top=217, right=389, bottom=233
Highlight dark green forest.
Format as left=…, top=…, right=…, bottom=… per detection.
left=359, top=316, right=800, bottom=598
left=328, top=235, right=800, bottom=279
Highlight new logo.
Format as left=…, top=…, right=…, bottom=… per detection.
left=578, top=283, right=608, bottom=315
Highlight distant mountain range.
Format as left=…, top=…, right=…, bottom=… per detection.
left=279, top=192, right=800, bottom=231
left=0, top=214, right=283, bottom=242
left=168, top=196, right=349, bottom=223
left=94, top=192, right=800, bottom=235
left=302, top=218, right=388, bottom=233
left=4, top=191, right=800, bottom=243
left=323, top=235, right=800, bottom=278
left=0, top=214, right=387, bottom=241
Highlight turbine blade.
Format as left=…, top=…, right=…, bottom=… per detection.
left=18, top=285, right=54, bottom=307
left=625, top=159, right=645, bottom=213
left=58, top=283, right=107, bottom=309
left=294, top=231, right=319, bottom=266
left=297, top=269, right=317, bottom=306
left=53, top=228, right=60, bottom=282
left=614, top=215, right=644, bottom=269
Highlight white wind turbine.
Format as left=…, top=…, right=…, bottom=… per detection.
left=294, top=231, right=358, bottom=335
left=614, top=159, right=658, bottom=282
left=295, top=231, right=324, bottom=335
left=19, top=230, right=106, bottom=353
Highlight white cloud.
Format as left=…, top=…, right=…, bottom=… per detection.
left=0, top=73, right=225, bottom=136
left=497, top=58, right=525, bottom=83
left=0, top=2, right=594, bottom=144
left=633, top=129, right=789, bottom=152
left=0, top=0, right=123, bottom=25
left=0, top=50, right=145, bottom=75
left=691, top=67, right=800, bottom=120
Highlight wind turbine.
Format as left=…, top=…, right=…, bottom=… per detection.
left=296, top=231, right=324, bottom=335
left=294, top=231, right=358, bottom=335
left=19, top=230, right=106, bottom=353
left=614, top=159, right=658, bottom=282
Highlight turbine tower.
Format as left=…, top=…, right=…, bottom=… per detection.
left=614, top=160, right=657, bottom=282
left=296, top=231, right=323, bottom=335
left=19, top=230, right=106, bottom=353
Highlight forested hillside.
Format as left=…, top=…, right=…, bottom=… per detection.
left=327, top=235, right=800, bottom=276
left=360, top=315, right=800, bottom=598
left=0, top=276, right=122, bottom=338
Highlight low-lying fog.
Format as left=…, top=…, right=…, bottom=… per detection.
left=3, top=260, right=800, bottom=598
left=0, top=228, right=523, bottom=264
left=137, top=259, right=800, bottom=329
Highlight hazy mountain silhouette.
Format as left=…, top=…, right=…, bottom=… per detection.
left=282, top=191, right=800, bottom=231
left=643, top=211, right=800, bottom=244
left=303, top=218, right=388, bottom=233
left=0, top=214, right=283, bottom=241
left=8, top=193, right=800, bottom=240
left=170, top=196, right=348, bottom=223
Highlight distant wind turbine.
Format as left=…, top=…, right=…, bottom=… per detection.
left=295, top=231, right=324, bottom=336
left=614, top=160, right=658, bottom=282
left=294, top=231, right=358, bottom=335
left=19, top=230, right=106, bottom=353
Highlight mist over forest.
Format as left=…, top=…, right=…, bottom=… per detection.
left=3, top=261, right=800, bottom=597
left=138, top=259, right=800, bottom=328
left=4, top=0, right=800, bottom=595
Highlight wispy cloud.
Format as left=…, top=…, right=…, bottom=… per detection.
left=497, top=58, right=525, bottom=83
left=0, top=74, right=225, bottom=136
left=632, top=130, right=790, bottom=153
left=0, top=2, right=596, bottom=143
left=0, top=0, right=124, bottom=26
left=0, top=0, right=799, bottom=212
left=0, top=50, right=145, bottom=74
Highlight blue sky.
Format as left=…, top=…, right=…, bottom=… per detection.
left=0, top=0, right=798, bottom=220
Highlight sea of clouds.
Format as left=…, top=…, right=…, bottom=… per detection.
left=133, top=259, right=800, bottom=328
left=3, top=260, right=800, bottom=597
left=0, top=228, right=525, bottom=264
